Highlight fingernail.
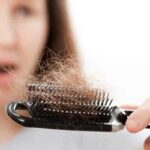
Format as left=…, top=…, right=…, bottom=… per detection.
left=127, top=119, right=141, bottom=130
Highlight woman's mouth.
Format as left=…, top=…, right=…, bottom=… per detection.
left=0, top=64, right=18, bottom=85
left=0, top=65, right=16, bottom=73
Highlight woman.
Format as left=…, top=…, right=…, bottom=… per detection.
left=0, top=0, right=150, bottom=150
left=0, top=0, right=80, bottom=146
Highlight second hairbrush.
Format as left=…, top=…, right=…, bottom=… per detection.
left=7, top=83, right=150, bottom=132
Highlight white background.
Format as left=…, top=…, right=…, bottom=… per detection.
left=67, top=0, right=150, bottom=106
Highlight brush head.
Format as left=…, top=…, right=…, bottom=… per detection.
left=27, top=83, right=113, bottom=118
left=7, top=83, right=115, bottom=131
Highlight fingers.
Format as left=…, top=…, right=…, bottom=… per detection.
left=120, top=104, right=138, bottom=110
left=126, top=98, right=150, bottom=133
left=144, top=136, right=150, bottom=150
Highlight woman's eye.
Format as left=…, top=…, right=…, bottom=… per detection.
left=14, top=6, right=34, bottom=17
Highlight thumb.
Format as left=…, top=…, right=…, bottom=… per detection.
left=144, top=136, right=150, bottom=150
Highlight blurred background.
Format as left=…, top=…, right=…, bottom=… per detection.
left=67, top=0, right=150, bottom=106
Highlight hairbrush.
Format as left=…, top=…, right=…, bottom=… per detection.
left=7, top=83, right=150, bottom=132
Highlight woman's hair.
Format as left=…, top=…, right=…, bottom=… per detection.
left=46, top=0, right=75, bottom=55
left=33, top=0, right=86, bottom=87
left=36, top=0, right=77, bottom=73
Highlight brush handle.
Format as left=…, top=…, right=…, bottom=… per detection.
left=7, top=101, right=35, bottom=127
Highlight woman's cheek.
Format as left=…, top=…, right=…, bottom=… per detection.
left=17, top=18, right=48, bottom=75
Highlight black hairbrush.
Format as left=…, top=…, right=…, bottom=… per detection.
left=7, top=83, right=150, bottom=132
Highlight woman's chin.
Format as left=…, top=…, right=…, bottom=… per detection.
left=0, top=95, right=15, bottom=106
left=0, top=77, right=27, bottom=106
left=0, top=88, right=19, bottom=106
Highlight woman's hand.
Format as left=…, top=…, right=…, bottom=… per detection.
left=124, top=98, right=150, bottom=133
left=122, top=98, right=150, bottom=150
left=144, top=136, right=150, bottom=150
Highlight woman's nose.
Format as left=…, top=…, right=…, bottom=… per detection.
left=0, top=11, right=16, bottom=50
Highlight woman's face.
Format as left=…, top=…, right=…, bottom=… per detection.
left=0, top=0, right=48, bottom=105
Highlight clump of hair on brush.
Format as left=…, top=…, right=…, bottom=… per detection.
left=25, top=49, right=107, bottom=108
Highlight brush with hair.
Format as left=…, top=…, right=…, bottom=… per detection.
left=6, top=83, right=150, bottom=132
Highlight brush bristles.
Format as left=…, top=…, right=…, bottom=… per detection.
left=27, top=83, right=113, bottom=107
left=21, top=55, right=114, bottom=126
left=23, top=83, right=113, bottom=123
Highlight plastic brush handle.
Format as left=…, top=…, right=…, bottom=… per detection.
left=7, top=101, right=35, bottom=127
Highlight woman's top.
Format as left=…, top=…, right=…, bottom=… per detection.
left=0, top=127, right=149, bottom=150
